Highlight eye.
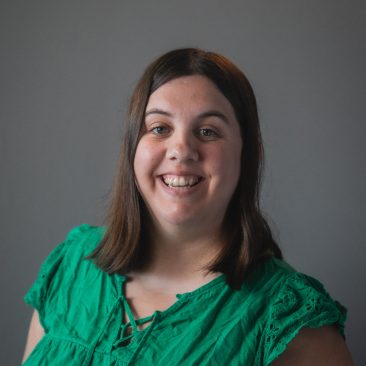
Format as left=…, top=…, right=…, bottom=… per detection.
left=198, top=128, right=220, bottom=139
left=150, top=125, right=170, bottom=135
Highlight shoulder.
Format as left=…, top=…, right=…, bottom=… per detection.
left=25, top=224, right=106, bottom=305
left=24, top=224, right=108, bottom=331
left=60, top=223, right=106, bottom=259
left=245, top=257, right=297, bottom=289
left=248, top=257, right=345, bottom=315
left=262, top=258, right=347, bottom=329
left=51, top=224, right=107, bottom=281
left=246, top=257, right=348, bottom=365
left=38, top=224, right=106, bottom=272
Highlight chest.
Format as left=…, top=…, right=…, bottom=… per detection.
left=122, top=281, right=179, bottom=331
left=126, top=292, right=177, bottom=319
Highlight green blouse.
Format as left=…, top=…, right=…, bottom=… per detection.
left=23, top=224, right=346, bottom=366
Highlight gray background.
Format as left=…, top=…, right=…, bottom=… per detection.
left=1, top=0, right=365, bottom=364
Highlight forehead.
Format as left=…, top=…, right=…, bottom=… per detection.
left=146, top=75, right=236, bottom=118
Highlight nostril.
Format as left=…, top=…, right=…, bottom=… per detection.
left=166, top=145, right=199, bottom=162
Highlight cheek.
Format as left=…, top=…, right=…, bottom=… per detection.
left=134, top=141, right=162, bottom=179
left=133, top=143, right=148, bottom=186
left=228, top=138, right=243, bottom=178
left=208, top=143, right=242, bottom=180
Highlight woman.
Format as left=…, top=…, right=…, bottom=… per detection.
left=22, top=48, right=353, bottom=365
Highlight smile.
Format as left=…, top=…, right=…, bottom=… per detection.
left=161, top=175, right=203, bottom=188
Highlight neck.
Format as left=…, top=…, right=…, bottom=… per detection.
left=131, top=221, right=224, bottom=293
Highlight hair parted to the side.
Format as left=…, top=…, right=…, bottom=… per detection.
left=88, top=48, right=282, bottom=289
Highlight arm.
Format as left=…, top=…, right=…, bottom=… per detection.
left=271, top=325, right=354, bottom=366
left=22, top=310, right=45, bottom=364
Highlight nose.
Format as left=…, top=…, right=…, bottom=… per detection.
left=166, top=132, right=199, bottom=163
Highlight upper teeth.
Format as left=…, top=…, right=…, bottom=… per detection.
left=163, top=176, right=200, bottom=187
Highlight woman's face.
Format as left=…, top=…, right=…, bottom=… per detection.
left=133, top=75, right=242, bottom=233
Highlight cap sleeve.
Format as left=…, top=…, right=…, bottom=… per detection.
left=24, top=224, right=90, bottom=331
left=263, top=272, right=347, bottom=366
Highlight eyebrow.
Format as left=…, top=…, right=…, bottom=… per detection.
left=145, top=108, right=172, bottom=118
left=145, top=108, right=230, bottom=124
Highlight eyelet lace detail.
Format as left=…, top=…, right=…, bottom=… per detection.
left=257, top=272, right=346, bottom=366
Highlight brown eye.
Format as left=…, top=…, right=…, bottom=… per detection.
left=198, top=128, right=219, bottom=139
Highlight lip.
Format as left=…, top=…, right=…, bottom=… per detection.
left=158, top=170, right=204, bottom=177
left=157, top=173, right=205, bottom=197
left=158, top=171, right=205, bottom=182
left=162, top=174, right=203, bottom=187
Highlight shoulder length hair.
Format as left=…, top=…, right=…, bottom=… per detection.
left=89, top=48, right=282, bottom=289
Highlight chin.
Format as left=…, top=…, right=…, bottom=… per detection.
left=162, top=214, right=197, bottom=226
left=157, top=208, right=204, bottom=227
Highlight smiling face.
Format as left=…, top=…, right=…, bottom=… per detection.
left=133, top=75, right=242, bottom=235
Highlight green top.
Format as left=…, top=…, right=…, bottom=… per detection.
left=23, top=224, right=346, bottom=366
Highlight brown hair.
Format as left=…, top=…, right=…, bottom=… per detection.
left=89, top=48, right=282, bottom=289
